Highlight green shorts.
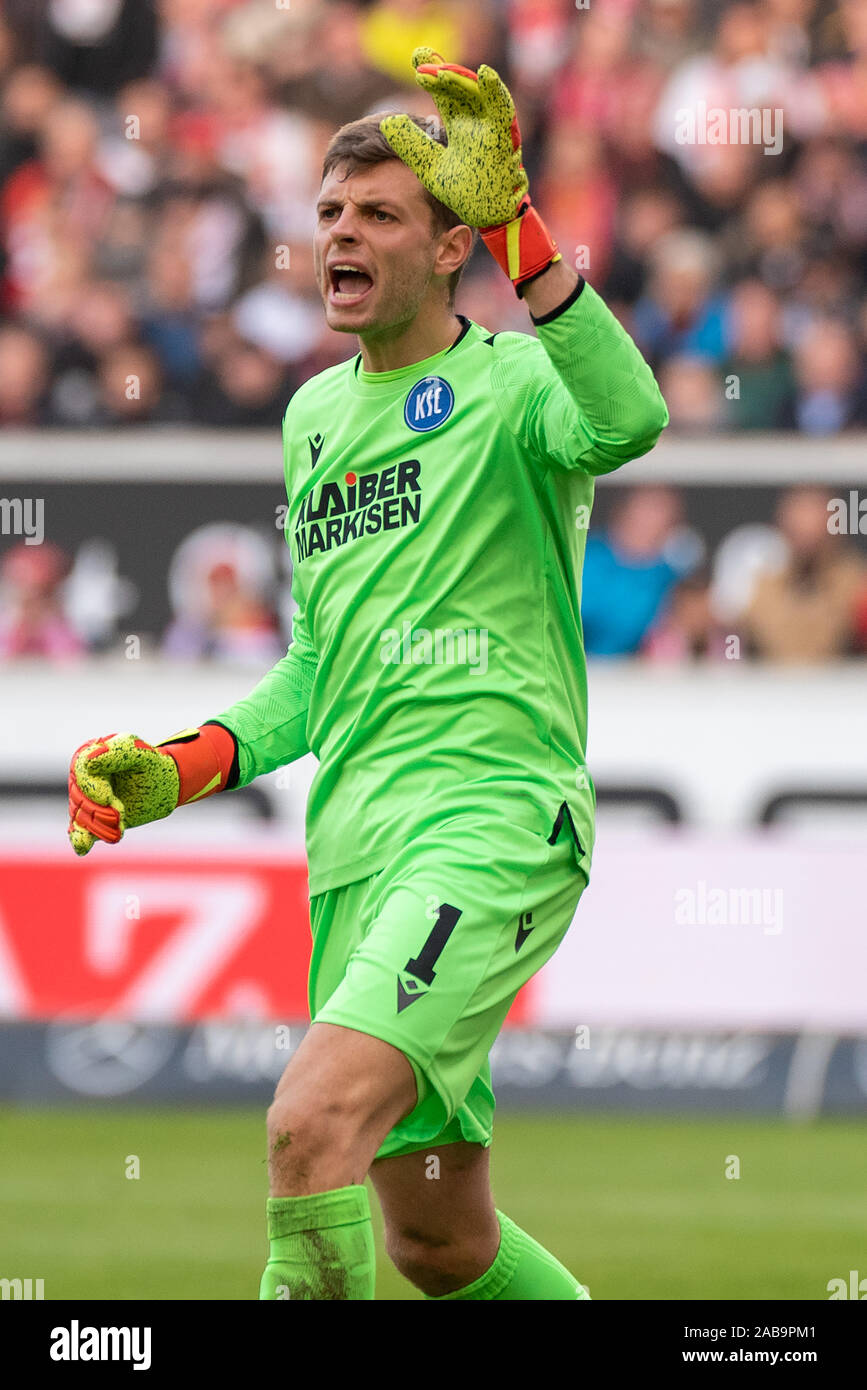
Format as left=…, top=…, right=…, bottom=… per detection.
left=308, top=806, right=589, bottom=1161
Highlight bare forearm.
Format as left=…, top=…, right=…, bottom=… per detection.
left=520, top=259, right=581, bottom=321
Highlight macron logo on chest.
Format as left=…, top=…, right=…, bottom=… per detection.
left=405, top=375, right=454, bottom=432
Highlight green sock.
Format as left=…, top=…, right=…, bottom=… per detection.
left=259, top=1184, right=375, bottom=1300
left=424, top=1210, right=591, bottom=1301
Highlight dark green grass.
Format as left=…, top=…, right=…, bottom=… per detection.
left=0, top=1106, right=863, bottom=1300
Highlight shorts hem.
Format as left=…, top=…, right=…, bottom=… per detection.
left=374, top=1125, right=492, bottom=1162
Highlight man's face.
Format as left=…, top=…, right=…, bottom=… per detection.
left=314, top=159, right=448, bottom=337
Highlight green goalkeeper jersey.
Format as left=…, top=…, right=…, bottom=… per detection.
left=212, top=279, right=668, bottom=895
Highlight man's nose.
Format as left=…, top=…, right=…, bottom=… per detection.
left=329, top=206, right=360, bottom=241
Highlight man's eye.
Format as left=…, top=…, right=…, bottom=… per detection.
left=373, top=210, right=390, bottom=221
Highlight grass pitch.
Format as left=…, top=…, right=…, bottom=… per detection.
left=0, top=1106, right=863, bottom=1300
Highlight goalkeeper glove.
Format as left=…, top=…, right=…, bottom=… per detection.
left=379, top=46, right=561, bottom=294
left=68, top=724, right=236, bottom=857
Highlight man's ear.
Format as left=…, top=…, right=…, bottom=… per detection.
left=435, top=223, right=474, bottom=280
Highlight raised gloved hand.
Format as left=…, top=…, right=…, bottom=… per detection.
left=379, top=46, right=561, bottom=294
left=68, top=724, right=236, bottom=856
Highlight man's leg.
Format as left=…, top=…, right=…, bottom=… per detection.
left=371, top=1140, right=499, bottom=1294
left=301, top=814, right=592, bottom=1299
left=275, top=811, right=593, bottom=1300
left=372, top=1141, right=590, bottom=1300
left=259, top=1020, right=417, bottom=1300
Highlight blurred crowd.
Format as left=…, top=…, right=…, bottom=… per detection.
left=2, top=0, right=867, bottom=666
left=0, top=0, right=865, bottom=430
left=582, top=482, right=867, bottom=661
left=2, top=483, right=867, bottom=662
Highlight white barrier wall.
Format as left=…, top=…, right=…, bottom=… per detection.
left=2, top=429, right=867, bottom=483
left=3, top=659, right=866, bottom=830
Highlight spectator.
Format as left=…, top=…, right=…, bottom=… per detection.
left=96, top=341, right=189, bottom=423
left=658, top=352, right=727, bottom=429
left=100, top=77, right=176, bottom=198
left=602, top=187, right=684, bottom=309
left=634, top=0, right=703, bottom=72
left=0, top=541, right=83, bottom=658
left=0, top=64, right=62, bottom=191
left=536, top=122, right=618, bottom=285
left=359, top=0, right=466, bottom=87
left=784, top=318, right=867, bottom=433
left=632, top=229, right=728, bottom=367
left=140, top=237, right=204, bottom=384
left=740, top=485, right=867, bottom=661
left=729, top=179, right=810, bottom=296
left=0, top=323, right=49, bottom=423
left=794, top=136, right=867, bottom=260
left=231, top=241, right=324, bottom=371
left=506, top=0, right=571, bottom=102
left=763, top=0, right=821, bottom=68
left=653, top=1, right=799, bottom=180
left=552, top=6, right=634, bottom=140
left=643, top=569, right=733, bottom=660
left=195, top=336, right=295, bottom=427
left=721, top=278, right=795, bottom=428
left=814, top=0, right=867, bottom=140
left=272, top=2, right=395, bottom=127
left=581, top=486, right=700, bottom=657
left=1, top=95, right=113, bottom=315
left=163, top=523, right=284, bottom=664
left=38, top=0, right=158, bottom=96
left=47, top=278, right=136, bottom=425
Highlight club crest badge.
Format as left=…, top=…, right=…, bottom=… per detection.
left=405, top=376, right=454, bottom=432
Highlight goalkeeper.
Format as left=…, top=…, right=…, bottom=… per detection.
left=69, top=48, right=668, bottom=1300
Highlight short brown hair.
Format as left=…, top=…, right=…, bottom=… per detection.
left=320, top=115, right=476, bottom=304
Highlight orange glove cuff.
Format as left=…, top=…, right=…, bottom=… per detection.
left=479, top=197, right=561, bottom=292
left=156, top=723, right=237, bottom=806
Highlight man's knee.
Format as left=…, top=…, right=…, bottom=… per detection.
left=385, top=1222, right=498, bottom=1297
left=267, top=1080, right=375, bottom=1185
left=265, top=1031, right=417, bottom=1192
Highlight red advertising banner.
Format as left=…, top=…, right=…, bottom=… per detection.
left=0, top=852, right=312, bottom=1022
left=0, top=850, right=533, bottom=1025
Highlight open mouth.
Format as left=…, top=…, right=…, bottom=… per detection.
left=328, top=264, right=374, bottom=304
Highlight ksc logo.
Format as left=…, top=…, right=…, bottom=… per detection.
left=405, top=376, right=454, bottom=432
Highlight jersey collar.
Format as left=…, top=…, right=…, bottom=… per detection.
left=349, top=315, right=481, bottom=395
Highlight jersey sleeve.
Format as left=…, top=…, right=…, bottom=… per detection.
left=206, top=401, right=317, bottom=788
left=491, top=277, right=669, bottom=476
left=208, top=590, right=316, bottom=789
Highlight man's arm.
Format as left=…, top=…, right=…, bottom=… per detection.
left=212, top=401, right=319, bottom=787
left=68, top=585, right=317, bottom=855
left=519, top=258, right=580, bottom=320
left=513, top=264, right=669, bottom=475
left=208, top=591, right=317, bottom=789
left=69, top=392, right=317, bottom=855
left=380, top=50, right=667, bottom=474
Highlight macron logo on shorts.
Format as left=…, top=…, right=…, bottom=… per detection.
left=514, top=911, right=534, bottom=953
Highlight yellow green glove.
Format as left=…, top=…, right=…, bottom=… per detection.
left=379, top=47, right=561, bottom=293
left=68, top=725, right=236, bottom=856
